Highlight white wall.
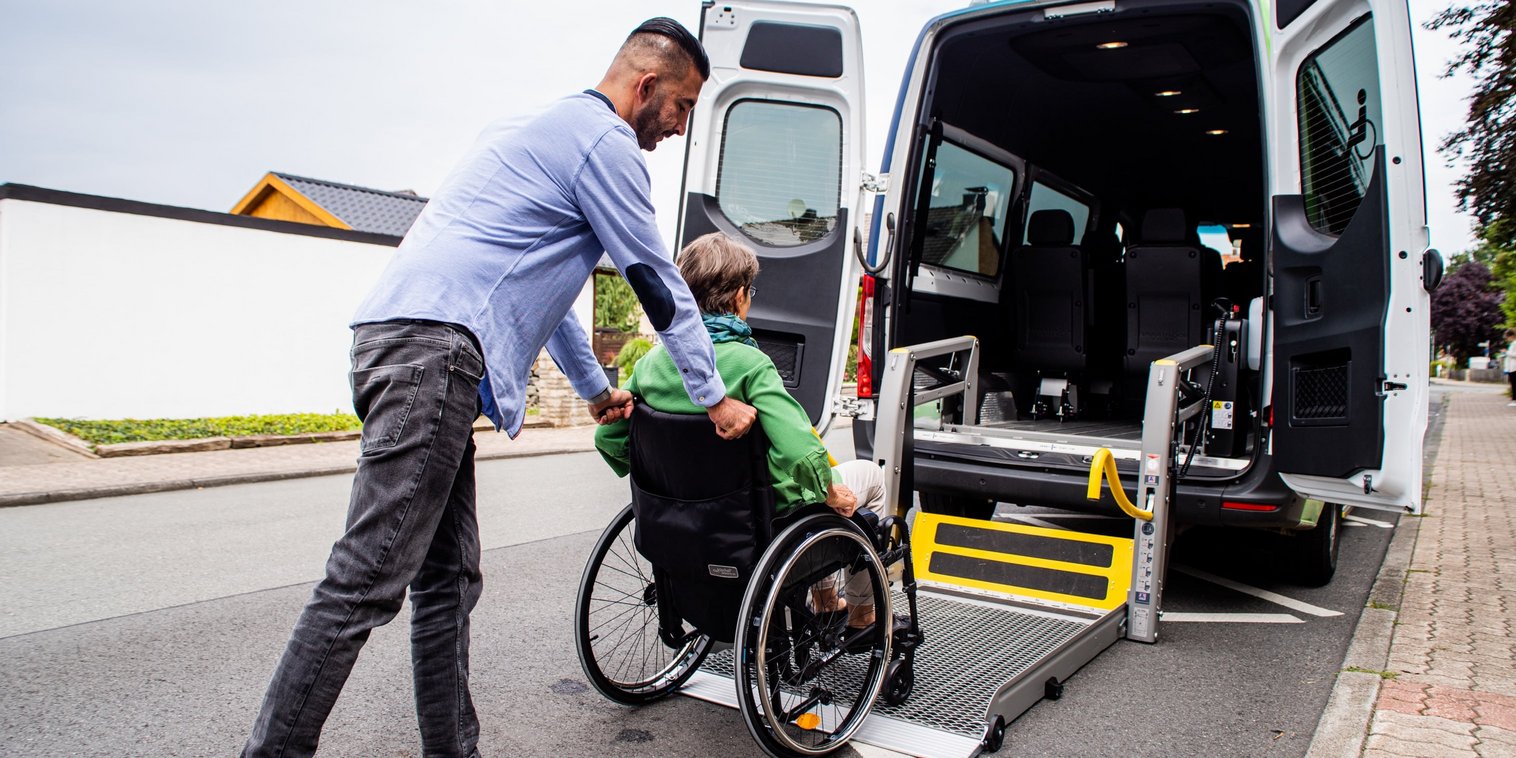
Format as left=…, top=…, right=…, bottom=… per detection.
left=0, top=199, right=392, bottom=419
left=0, top=197, right=601, bottom=421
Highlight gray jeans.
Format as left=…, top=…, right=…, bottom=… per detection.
left=244, top=321, right=486, bottom=758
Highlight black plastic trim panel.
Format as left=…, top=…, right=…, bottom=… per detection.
left=740, top=21, right=844, bottom=77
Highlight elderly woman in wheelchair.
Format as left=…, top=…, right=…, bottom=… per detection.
left=576, top=233, right=921, bottom=756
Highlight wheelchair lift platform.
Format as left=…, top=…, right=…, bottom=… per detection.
left=680, top=337, right=1215, bottom=756
left=684, top=512, right=1132, bottom=757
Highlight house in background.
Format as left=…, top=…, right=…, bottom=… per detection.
left=230, top=171, right=428, bottom=237
left=231, top=170, right=637, bottom=386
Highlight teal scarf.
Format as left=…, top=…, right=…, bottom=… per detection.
left=702, top=313, right=758, bottom=348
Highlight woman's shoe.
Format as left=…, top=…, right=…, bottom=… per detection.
left=842, top=613, right=911, bottom=653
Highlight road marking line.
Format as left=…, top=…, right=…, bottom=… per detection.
left=1343, top=514, right=1394, bottom=529
left=1174, top=565, right=1344, bottom=617
left=1162, top=612, right=1304, bottom=624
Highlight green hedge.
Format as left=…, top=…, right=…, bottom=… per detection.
left=35, top=413, right=362, bottom=446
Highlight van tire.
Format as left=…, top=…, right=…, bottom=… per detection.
left=1292, top=502, right=1342, bottom=587
left=919, top=492, right=998, bottom=521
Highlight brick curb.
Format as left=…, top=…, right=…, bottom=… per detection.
left=1306, top=514, right=1422, bottom=758
left=0, top=439, right=594, bottom=509
left=10, top=419, right=99, bottom=458
left=1304, top=391, right=1449, bottom=758
left=94, top=431, right=368, bottom=458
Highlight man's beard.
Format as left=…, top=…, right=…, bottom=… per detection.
left=632, top=94, right=667, bottom=151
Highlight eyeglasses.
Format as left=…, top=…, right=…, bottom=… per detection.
left=747, top=285, right=758, bottom=298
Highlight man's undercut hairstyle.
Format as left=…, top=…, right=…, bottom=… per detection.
left=626, top=17, right=711, bottom=80
left=678, top=232, right=759, bottom=315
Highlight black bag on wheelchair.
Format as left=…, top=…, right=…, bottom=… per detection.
left=628, top=402, right=774, bottom=643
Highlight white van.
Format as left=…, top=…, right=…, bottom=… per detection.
left=675, top=0, right=1439, bottom=585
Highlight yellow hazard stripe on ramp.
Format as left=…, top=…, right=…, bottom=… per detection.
left=914, top=512, right=1133, bottom=611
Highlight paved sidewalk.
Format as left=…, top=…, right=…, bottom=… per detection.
left=0, top=423, right=598, bottom=507
left=1310, top=389, right=1516, bottom=757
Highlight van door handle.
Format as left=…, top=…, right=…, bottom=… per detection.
left=1305, top=278, right=1323, bottom=318
left=856, top=212, right=895, bottom=275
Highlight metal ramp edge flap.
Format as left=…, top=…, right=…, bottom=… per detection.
left=682, top=668, right=983, bottom=758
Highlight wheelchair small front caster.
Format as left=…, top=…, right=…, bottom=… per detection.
left=881, top=660, right=914, bottom=706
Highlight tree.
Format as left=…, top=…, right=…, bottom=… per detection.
left=1428, top=2, right=1516, bottom=248
left=1474, top=230, right=1516, bottom=328
left=1431, top=259, right=1505, bottom=363
left=594, top=272, right=642, bottom=333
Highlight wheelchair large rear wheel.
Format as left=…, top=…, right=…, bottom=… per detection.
left=575, top=503, right=713, bottom=704
left=734, top=513, right=891, bottom=756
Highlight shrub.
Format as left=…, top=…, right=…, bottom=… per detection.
left=614, top=337, right=655, bottom=386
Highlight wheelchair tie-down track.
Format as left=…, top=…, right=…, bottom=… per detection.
left=680, top=338, right=1214, bottom=757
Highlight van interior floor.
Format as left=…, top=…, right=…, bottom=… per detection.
left=975, top=418, right=1142, bottom=441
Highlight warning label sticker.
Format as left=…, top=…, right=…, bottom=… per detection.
left=1211, top=400, right=1234, bottom=430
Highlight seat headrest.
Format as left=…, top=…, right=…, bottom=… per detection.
left=1140, top=208, right=1190, bottom=244
left=1027, top=209, right=1075, bottom=246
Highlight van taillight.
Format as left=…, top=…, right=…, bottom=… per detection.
left=1222, top=501, right=1279, bottom=512
left=856, top=274, right=875, bottom=398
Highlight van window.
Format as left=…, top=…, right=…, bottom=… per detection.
left=1024, top=182, right=1090, bottom=245
left=1297, top=16, right=1382, bottom=236
left=716, top=100, right=842, bottom=248
left=917, top=140, right=1016, bottom=277
left=1197, top=224, right=1234, bottom=261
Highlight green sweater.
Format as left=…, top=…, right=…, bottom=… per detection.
left=594, top=342, right=835, bottom=513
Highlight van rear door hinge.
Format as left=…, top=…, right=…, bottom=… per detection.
left=861, top=172, right=890, bottom=193
left=835, top=396, right=873, bottom=420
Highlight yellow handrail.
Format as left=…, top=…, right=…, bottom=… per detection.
left=1087, top=448, right=1153, bottom=521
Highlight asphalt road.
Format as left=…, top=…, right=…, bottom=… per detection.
left=0, top=419, right=1409, bottom=757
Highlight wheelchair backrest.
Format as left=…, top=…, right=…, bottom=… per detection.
left=627, top=401, right=778, bottom=642
left=628, top=401, right=772, bottom=500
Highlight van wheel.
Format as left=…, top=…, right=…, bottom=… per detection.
left=1292, top=502, right=1342, bottom=586
left=919, top=492, right=998, bottom=521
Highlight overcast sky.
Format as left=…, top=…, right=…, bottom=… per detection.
left=0, top=0, right=1480, bottom=256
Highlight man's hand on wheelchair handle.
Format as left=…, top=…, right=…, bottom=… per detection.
left=590, top=388, right=634, bottom=424
left=707, top=396, right=756, bottom=440
left=826, top=482, right=858, bottom=518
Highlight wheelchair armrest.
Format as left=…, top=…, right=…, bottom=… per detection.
left=850, top=510, right=884, bottom=552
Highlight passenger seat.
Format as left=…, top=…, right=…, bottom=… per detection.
left=1123, top=209, right=1222, bottom=387
left=1010, top=209, right=1086, bottom=418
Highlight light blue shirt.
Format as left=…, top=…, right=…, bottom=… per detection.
left=352, top=92, right=724, bottom=436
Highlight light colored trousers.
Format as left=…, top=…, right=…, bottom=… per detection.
left=814, top=459, right=888, bottom=607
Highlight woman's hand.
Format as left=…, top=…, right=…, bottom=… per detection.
left=826, top=482, right=858, bottom=518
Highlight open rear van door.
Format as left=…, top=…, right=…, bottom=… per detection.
left=1266, top=0, right=1431, bottom=513
left=677, top=1, right=865, bottom=431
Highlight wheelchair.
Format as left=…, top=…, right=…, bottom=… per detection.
left=574, top=402, right=922, bottom=757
